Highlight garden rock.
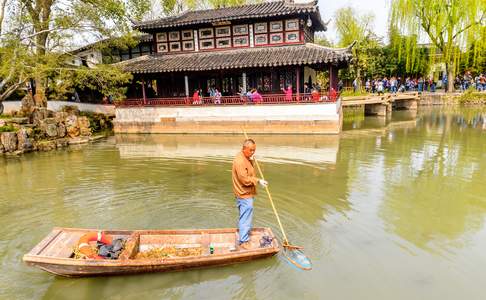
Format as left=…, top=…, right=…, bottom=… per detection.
left=78, top=116, right=91, bottom=136
left=17, top=129, right=33, bottom=152
left=1, top=132, right=18, bottom=152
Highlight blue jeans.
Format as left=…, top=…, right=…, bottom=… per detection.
left=237, top=197, right=253, bottom=243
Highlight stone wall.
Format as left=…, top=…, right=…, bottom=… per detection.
left=0, top=107, right=94, bottom=155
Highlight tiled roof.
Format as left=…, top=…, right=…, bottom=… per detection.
left=118, top=43, right=353, bottom=74
left=72, top=34, right=153, bottom=54
left=135, top=0, right=326, bottom=31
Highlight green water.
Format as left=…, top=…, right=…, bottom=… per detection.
left=1, top=107, right=486, bottom=300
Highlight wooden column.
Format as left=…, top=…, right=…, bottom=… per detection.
left=329, top=64, right=338, bottom=92
left=184, top=75, right=189, bottom=97
left=242, top=72, right=247, bottom=93
left=296, top=66, right=300, bottom=102
left=141, top=79, right=146, bottom=105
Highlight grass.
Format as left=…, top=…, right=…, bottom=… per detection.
left=340, top=90, right=370, bottom=98
left=458, top=88, right=486, bottom=104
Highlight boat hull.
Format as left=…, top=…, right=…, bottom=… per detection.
left=23, top=227, right=279, bottom=277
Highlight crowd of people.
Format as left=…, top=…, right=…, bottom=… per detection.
left=192, top=82, right=330, bottom=105
left=345, top=72, right=486, bottom=95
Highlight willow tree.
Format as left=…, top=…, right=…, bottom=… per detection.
left=390, top=0, right=486, bottom=92
left=334, top=7, right=376, bottom=88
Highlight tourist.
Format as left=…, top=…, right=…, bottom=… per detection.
left=246, top=89, right=253, bottom=102
left=214, top=89, right=222, bottom=104
left=352, top=78, right=358, bottom=93
left=377, top=79, right=384, bottom=95
left=232, top=139, right=268, bottom=250
left=311, top=88, right=320, bottom=102
left=252, top=89, right=263, bottom=104
left=282, top=85, right=292, bottom=101
left=338, top=80, right=344, bottom=92
left=365, top=79, right=371, bottom=93
left=304, top=83, right=311, bottom=101
left=192, top=89, right=201, bottom=104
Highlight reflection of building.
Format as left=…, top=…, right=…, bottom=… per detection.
left=115, top=134, right=340, bottom=165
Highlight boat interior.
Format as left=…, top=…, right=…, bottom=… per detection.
left=30, top=228, right=277, bottom=260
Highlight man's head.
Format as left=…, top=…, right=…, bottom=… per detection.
left=242, top=139, right=256, bottom=159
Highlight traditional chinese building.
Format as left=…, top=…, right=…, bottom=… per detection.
left=119, top=0, right=353, bottom=102
left=114, top=0, right=353, bottom=135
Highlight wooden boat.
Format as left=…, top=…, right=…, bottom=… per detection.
left=23, top=227, right=279, bottom=277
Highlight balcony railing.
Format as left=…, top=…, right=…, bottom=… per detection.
left=116, top=92, right=339, bottom=107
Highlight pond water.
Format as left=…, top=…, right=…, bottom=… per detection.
left=1, top=107, right=486, bottom=300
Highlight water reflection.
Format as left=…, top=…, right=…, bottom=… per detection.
left=2, top=107, right=486, bottom=299
left=115, top=134, right=341, bottom=165
left=377, top=109, right=486, bottom=253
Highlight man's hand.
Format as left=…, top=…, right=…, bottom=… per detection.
left=258, top=179, right=268, bottom=187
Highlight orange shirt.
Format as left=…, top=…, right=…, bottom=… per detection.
left=232, top=151, right=259, bottom=199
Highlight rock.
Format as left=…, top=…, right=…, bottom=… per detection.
left=78, top=116, right=91, bottom=136
left=46, top=124, right=58, bottom=138
left=32, top=107, right=49, bottom=126
left=57, top=123, right=66, bottom=138
left=0, top=119, right=6, bottom=126
left=17, top=129, right=33, bottom=152
left=68, top=137, right=90, bottom=145
left=61, top=105, right=80, bottom=116
left=54, top=112, right=68, bottom=124
left=20, top=94, right=35, bottom=117
left=65, top=115, right=79, bottom=138
left=0, top=140, right=4, bottom=153
left=35, top=140, right=56, bottom=151
left=55, top=138, right=69, bottom=148
left=8, top=117, right=29, bottom=125
left=44, top=117, right=56, bottom=125
left=1, top=132, right=18, bottom=152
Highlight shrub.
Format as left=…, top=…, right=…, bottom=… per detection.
left=458, top=88, right=486, bottom=104
left=0, top=125, right=17, bottom=133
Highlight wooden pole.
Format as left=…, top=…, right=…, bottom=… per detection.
left=141, top=79, right=147, bottom=105
left=296, top=66, right=300, bottom=102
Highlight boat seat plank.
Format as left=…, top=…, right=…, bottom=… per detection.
left=42, top=231, right=84, bottom=257
left=28, top=229, right=62, bottom=256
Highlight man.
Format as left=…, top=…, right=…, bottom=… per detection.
left=232, top=139, right=268, bottom=250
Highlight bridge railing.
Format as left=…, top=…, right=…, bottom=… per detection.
left=116, top=92, right=340, bottom=108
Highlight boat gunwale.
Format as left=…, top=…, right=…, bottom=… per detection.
left=23, top=227, right=280, bottom=267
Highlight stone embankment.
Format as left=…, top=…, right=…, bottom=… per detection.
left=0, top=106, right=111, bottom=155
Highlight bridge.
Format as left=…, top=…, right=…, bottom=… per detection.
left=342, top=92, right=419, bottom=116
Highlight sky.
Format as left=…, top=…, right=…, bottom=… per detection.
left=317, top=0, right=391, bottom=44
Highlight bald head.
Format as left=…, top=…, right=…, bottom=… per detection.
left=242, top=139, right=255, bottom=148
left=242, top=139, right=256, bottom=159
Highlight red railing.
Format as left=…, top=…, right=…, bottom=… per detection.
left=116, top=92, right=339, bottom=107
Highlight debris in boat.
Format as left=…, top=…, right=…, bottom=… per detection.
left=73, top=244, right=98, bottom=259
left=135, top=247, right=204, bottom=259
left=98, top=238, right=126, bottom=259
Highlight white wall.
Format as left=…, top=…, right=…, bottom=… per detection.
left=2, top=101, right=115, bottom=116
left=115, top=103, right=339, bottom=123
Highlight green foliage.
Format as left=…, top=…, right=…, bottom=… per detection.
left=335, top=7, right=382, bottom=82
left=385, top=30, right=430, bottom=76
left=458, top=88, right=486, bottom=104
left=79, top=111, right=113, bottom=132
left=390, top=0, right=486, bottom=91
left=50, top=65, right=133, bottom=101
left=340, top=90, right=370, bottom=97
left=0, top=125, right=16, bottom=133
